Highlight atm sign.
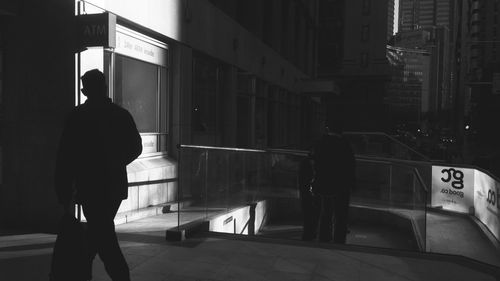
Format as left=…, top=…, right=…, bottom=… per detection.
left=76, top=12, right=116, bottom=49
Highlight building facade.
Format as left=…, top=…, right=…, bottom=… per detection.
left=385, top=45, right=431, bottom=126
left=0, top=0, right=327, bottom=232
left=399, top=0, right=453, bottom=31
left=455, top=0, right=500, bottom=152
left=332, top=0, right=395, bottom=131
left=394, top=27, right=452, bottom=129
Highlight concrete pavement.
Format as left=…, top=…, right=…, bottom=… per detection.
left=1, top=213, right=499, bottom=281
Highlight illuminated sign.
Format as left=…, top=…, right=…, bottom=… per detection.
left=432, top=165, right=500, bottom=242
left=431, top=165, right=474, bottom=213
left=474, top=170, right=500, bottom=241
left=115, top=29, right=167, bottom=67
left=76, top=13, right=116, bottom=49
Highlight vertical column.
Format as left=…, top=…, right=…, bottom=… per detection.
left=171, top=44, right=193, bottom=159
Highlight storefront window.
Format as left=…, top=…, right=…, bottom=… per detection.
left=255, top=80, right=268, bottom=148
left=115, top=55, right=158, bottom=133
left=191, top=53, right=228, bottom=146
left=268, top=86, right=287, bottom=148
left=236, top=72, right=254, bottom=148
left=112, top=54, right=168, bottom=154
left=192, top=57, right=218, bottom=134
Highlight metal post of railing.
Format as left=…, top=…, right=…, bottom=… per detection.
left=257, top=153, right=261, bottom=201
left=424, top=189, right=428, bottom=252
left=226, top=152, right=230, bottom=212
left=412, top=173, right=416, bottom=209
left=204, top=150, right=209, bottom=219
left=176, top=145, right=181, bottom=231
left=243, top=152, right=247, bottom=202
left=389, top=164, right=393, bottom=206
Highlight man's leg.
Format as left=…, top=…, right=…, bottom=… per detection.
left=300, top=189, right=317, bottom=240
left=318, top=195, right=334, bottom=242
left=83, top=199, right=130, bottom=281
left=333, top=193, right=350, bottom=244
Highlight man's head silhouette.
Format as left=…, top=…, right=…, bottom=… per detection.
left=81, top=69, right=107, bottom=99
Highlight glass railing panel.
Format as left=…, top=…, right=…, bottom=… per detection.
left=351, top=159, right=392, bottom=206
left=177, top=145, right=428, bottom=252
left=347, top=132, right=433, bottom=201
left=177, top=146, right=208, bottom=227
left=351, top=158, right=428, bottom=251
left=412, top=171, right=427, bottom=251
left=204, top=149, right=229, bottom=212
left=390, top=164, right=418, bottom=207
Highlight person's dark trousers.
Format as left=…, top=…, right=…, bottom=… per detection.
left=318, top=195, right=334, bottom=242
left=318, top=192, right=350, bottom=243
left=332, top=192, right=350, bottom=244
left=299, top=189, right=320, bottom=240
left=82, top=198, right=130, bottom=281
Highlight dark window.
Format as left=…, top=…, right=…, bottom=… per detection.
left=236, top=72, right=254, bottom=148
left=191, top=53, right=229, bottom=146
left=113, top=54, right=169, bottom=154
left=255, top=80, right=268, bottom=148
left=360, top=52, right=369, bottom=67
left=115, top=56, right=158, bottom=132
left=192, top=57, right=218, bottom=134
left=263, top=1, right=274, bottom=47
left=361, top=25, right=370, bottom=41
left=362, top=0, right=371, bottom=16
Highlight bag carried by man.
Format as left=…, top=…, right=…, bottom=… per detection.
left=49, top=211, right=88, bottom=281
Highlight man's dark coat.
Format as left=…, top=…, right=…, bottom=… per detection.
left=55, top=97, right=142, bottom=204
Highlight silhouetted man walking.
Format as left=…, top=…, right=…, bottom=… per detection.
left=311, top=120, right=355, bottom=243
left=55, top=69, right=142, bottom=281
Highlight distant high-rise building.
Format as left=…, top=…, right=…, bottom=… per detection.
left=335, top=0, right=396, bottom=131
left=435, top=0, right=451, bottom=27
left=317, top=0, right=346, bottom=76
left=342, top=0, right=395, bottom=76
left=399, top=0, right=452, bottom=31
left=388, top=0, right=396, bottom=39
left=456, top=0, right=500, bottom=149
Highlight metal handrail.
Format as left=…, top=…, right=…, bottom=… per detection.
left=355, top=154, right=431, bottom=165
left=178, top=144, right=267, bottom=153
left=344, top=131, right=431, bottom=162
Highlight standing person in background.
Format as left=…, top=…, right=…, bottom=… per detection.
left=55, top=69, right=142, bottom=281
left=311, top=120, right=356, bottom=243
